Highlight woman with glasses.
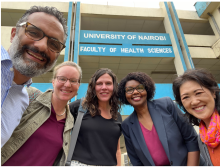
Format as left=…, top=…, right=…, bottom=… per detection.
left=2, top=61, right=81, bottom=166
left=118, top=72, right=200, bottom=166
left=69, top=68, right=122, bottom=166
left=172, top=69, right=220, bottom=166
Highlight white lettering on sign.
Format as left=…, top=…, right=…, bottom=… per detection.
left=83, top=33, right=167, bottom=41
left=121, top=48, right=144, bottom=53
left=138, top=35, right=166, bottom=41
left=127, top=35, right=137, bottom=40
left=80, top=46, right=106, bottom=52
left=84, top=33, right=126, bottom=40
left=80, top=46, right=172, bottom=55
left=110, top=48, right=117, bottom=52
left=148, top=48, right=172, bottom=53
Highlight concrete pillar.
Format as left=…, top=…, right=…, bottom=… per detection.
left=167, top=2, right=194, bottom=70
left=208, top=3, right=220, bottom=58
left=212, top=4, right=220, bottom=32
left=73, top=2, right=81, bottom=64
left=64, top=2, right=74, bottom=62
left=208, top=3, right=220, bottom=39
left=159, top=2, right=187, bottom=76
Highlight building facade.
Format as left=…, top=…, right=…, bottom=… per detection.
left=1, top=1, right=220, bottom=164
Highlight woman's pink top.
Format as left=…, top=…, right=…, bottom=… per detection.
left=139, top=122, right=170, bottom=166
left=4, top=105, right=66, bottom=166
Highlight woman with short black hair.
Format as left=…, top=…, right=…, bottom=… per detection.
left=118, top=72, right=200, bottom=166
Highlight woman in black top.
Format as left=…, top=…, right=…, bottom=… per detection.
left=69, top=68, right=122, bottom=166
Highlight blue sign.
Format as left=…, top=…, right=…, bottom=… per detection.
left=79, top=44, right=174, bottom=57
left=80, top=30, right=172, bottom=45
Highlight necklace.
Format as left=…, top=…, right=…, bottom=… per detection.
left=54, top=109, right=66, bottom=116
left=51, top=103, right=66, bottom=116
left=55, top=109, right=66, bottom=116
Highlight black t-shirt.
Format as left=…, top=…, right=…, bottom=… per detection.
left=69, top=99, right=122, bottom=166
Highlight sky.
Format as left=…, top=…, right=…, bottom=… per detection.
left=77, top=0, right=197, bottom=11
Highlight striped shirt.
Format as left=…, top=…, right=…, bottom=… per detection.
left=1, top=45, right=32, bottom=147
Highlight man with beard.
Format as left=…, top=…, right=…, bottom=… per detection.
left=1, top=6, right=67, bottom=147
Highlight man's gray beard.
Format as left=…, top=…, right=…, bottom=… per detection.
left=8, top=35, right=57, bottom=78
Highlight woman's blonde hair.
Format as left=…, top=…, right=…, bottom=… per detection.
left=52, top=61, right=82, bottom=83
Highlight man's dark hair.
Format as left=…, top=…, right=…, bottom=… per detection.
left=16, top=6, right=67, bottom=43
left=172, top=68, right=220, bottom=126
left=118, top=72, right=156, bottom=105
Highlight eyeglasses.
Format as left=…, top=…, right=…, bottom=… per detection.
left=125, top=84, right=145, bottom=94
left=19, top=22, right=65, bottom=53
left=56, top=76, right=79, bottom=85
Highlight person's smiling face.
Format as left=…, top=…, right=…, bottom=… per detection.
left=9, top=12, right=65, bottom=77
left=180, top=80, right=216, bottom=126
left=52, top=66, right=80, bottom=102
left=95, top=73, right=114, bottom=103
left=125, top=80, right=147, bottom=108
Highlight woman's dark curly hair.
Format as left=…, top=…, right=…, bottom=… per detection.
left=172, top=68, right=220, bottom=126
left=118, top=72, right=155, bottom=105
left=83, top=68, right=121, bottom=120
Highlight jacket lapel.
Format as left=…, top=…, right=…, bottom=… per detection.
left=65, top=105, right=74, bottom=131
left=148, top=101, right=170, bottom=161
left=36, top=89, right=53, bottom=109
left=130, top=111, right=155, bottom=165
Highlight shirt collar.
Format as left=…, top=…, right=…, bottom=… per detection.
left=2, top=46, right=33, bottom=87
left=25, top=78, right=32, bottom=87
left=1, top=45, right=11, bottom=61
